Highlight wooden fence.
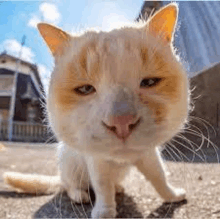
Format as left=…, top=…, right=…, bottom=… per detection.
left=0, top=120, right=54, bottom=142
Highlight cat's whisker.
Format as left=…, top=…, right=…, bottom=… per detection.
left=168, top=142, right=198, bottom=189
left=167, top=142, right=189, bottom=162
left=79, top=167, right=88, bottom=219
left=187, top=115, right=218, bottom=159
left=175, top=133, right=207, bottom=162
left=70, top=199, right=80, bottom=219
left=53, top=188, right=62, bottom=217
left=165, top=143, right=194, bottom=189
left=69, top=156, right=81, bottom=218
left=58, top=188, right=63, bottom=218
left=171, top=138, right=205, bottom=162
left=86, top=159, right=94, bottom=210
left=166, top=143, right=184, bottom=162
left=183, top=128, right=208, bottom=147
left=166, top=143, right=194, bottom=206
left=184, top=128, right=217, bottom=149
left=87, top=174, right=94, bottom=210
left=182, top=129, right=219, bottom=163
left=185, top=124, right=206, bottom=151
left=43, top=133, right=56, bottom=144
left=176, top=133, right=200, bottom=151
left=164, top=144, right=178, bottom=162
left=188, top=117, right=211, bottom=148
left=178, top=136, right=196, bottom=162
left=188, top=115, right=217, bottom=137
left=182, top=123, right=206, bottom=152
left=149, top=8, right=156, bottom=19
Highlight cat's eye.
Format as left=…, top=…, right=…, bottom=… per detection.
left=140, top=78, right=162, bottom=88
left=74, top=84, right=96, bottom=95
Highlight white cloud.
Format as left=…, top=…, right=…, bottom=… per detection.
left=101, top=13, right=130, bottom=31
left=0, top=39, right=51, bottom=91
left=3, top=39, right=35, bottom=63
left=28, top=15, right=41, bottom=28
left=79, top=1, right=132, bottom=32
left=39, top=2, right=60, bottom=24
left=28, top=2, right=61, bottom=29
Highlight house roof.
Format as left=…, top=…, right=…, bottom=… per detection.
left=0, top=52, right=45, bottom=94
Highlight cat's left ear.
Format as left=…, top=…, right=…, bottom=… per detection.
left=37, top=23, right=71, bottom=56
left=147, top=3, right=178, bottom=44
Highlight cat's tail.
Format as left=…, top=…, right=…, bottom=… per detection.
left=3, top=172, right=61, bottom=195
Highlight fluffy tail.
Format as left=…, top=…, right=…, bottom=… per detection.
left=3, top=172, right=60, bottom=195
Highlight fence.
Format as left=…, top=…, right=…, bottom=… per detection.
left=0, top=120, right=54, bottom=142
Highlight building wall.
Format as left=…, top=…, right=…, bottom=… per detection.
left=0, top=57, right=45, bottom=124
left=190, top=62, right=220, bottom=128
left=14, top=73, right=44, bottom=122
left=0, top=57, right=42, bottom=95
left=0, top=75, right=14, bottom=94
left=0, top=58, right=31, bottom=75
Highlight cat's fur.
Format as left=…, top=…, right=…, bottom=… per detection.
left=4, top=3, right=189, bottom=218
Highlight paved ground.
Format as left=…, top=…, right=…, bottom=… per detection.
left=0, top=142, right=220, bottom=219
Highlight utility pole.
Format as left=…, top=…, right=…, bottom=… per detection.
left=8, top=35, right=26, bottom=141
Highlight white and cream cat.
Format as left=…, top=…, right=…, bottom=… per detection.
left=4, top=3, right=189, bottom=218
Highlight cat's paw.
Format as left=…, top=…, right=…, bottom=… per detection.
left=164, top=187, right=186, bottom=203
left=67, top=188, right=90, bottom=203
left=91, top=205, right=117, bottom=218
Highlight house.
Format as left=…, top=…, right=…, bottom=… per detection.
left=0, top=52, right=51, bottom=142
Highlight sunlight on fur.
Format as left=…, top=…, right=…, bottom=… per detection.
left=3, top=3, right=195, bottom=218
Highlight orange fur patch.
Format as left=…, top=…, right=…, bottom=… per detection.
left=52, top=40, right=101, bottom=109
left=138, top=45, right=184, bottom=123
left=51, top=25, right=185, bottom=119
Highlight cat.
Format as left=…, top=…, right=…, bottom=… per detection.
left=3, top=3, right=189, bottom=218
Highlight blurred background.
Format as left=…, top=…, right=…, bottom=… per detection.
left=0, top=1, right=220, bottom=218
left=0, top=0, right=219, bottom=147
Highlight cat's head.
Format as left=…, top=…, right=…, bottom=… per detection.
left=38, top=3, right=189, bottom=159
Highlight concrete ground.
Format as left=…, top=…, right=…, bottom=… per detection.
left=0, top=142, right=220, bottom=219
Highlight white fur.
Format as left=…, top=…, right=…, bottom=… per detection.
left=4, top=4, right=189, bottom=218
left=45, top=18, right=189, bottom=218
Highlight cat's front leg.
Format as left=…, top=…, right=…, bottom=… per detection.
left=86, top=156, right=117, bottom=218
left=136, top=147, right=186, bottom=203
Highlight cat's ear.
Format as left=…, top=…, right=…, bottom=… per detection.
left=147, top=3, right=178, bottom=44
left=37, top=23, right=71, bottom=56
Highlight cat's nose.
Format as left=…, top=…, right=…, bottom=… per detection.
left=102, top=115, right=141, bottom=141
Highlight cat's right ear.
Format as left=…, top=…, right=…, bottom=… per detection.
left=146, top=3, right=178, bottom=44
left=37, top=23, right=71, bottom=56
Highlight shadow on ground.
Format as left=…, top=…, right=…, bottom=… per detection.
left=33, top=190, right=143, bottom=218
left=146, top=200, right=187, bottom=218
left=0, top=191, right=38, bottom=198
left=32, top=190, right=187, bottom=218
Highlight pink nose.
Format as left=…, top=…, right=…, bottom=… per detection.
left=102, top=115, right=141, bottom=141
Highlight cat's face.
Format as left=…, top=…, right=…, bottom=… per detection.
left=39, top=3, right=189, bottom=160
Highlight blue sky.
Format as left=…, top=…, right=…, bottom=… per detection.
left=0, top=0, right=144, bottom=91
